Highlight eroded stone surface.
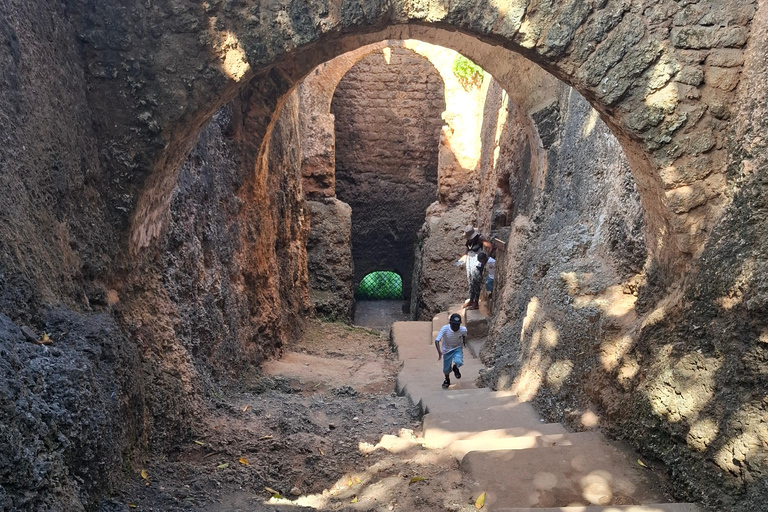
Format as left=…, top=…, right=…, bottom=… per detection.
left=1, top=1, right=768, bottom=509
left=306, top=199, right=354, bottom=321
left=332, top=47, right=444, bottom=301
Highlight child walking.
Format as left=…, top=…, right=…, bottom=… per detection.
left=435, top=313, right=467, bottom=389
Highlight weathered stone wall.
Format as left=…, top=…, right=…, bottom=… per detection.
left=332, top=47, right=444, bottom=301
left=2, top=1, right=768, bottom=510
left=119, top=89, right=310, bottom=453
left=0, top=2, right=147, bottom=509
left=299, top=42, right=388, bottom=201
left=480, top=44, right=768, bottom=512
left=0, top=3, right=311, bottom=501
left=58, top=0, right=756, bottom=276
left=298, top=43, right=387, bottom=321
left=306, top=199, right=354, bottom=321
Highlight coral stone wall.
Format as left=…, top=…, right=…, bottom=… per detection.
left=306, top=199, right=354, bottom=321
left=299, top=43, right=389, bottom=322
left=0, top=5, right=311, bottom=500
left=0, top=2, right=145, bottom=508
left=332, top=47, right=445, bottom=301
left=121, top=89, right=310, bottom=455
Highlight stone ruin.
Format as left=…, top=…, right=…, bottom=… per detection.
left=1, top=1, right=767, bottom=510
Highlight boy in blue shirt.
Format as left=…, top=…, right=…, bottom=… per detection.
left=435, top=313, right=467, bottom=389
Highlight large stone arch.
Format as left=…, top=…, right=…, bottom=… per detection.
left=73, top=1, right=754, bottom=276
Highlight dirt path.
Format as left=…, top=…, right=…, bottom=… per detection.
left=101, top=317, right=474, bottom=512
left=353, top=301, right=410, bottom=332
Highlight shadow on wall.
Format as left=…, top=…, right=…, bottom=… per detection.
left=481, top=85, right=767, bottom=509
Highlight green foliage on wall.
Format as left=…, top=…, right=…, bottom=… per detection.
left=452, top=55, right=485, bottom=90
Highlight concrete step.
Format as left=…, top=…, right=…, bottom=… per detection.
left=493, top=506, right=700, bottom=512
left=397, top=362, right=485, bottom=403
left=448, top=303, right=489, bottom=337
left=423, top=401, right=567, bottom=448
left=391, top=321, right=433, bottom=360
left=467, top=338, right=485, bottom=358
left=449, top=431, right=603, bottom=461
left=462, top=438, right=668, bottom=509
left=416, top=388, right=518, bottom=415
left=426, top=423, right=568, bottom=450
left=392, top=319, right=697, bottom=512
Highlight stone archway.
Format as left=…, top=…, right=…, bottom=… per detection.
left=331, top=46, right=445, bottom=306
left=73, top=1, right=755, bottom=275
left=44, top=2, right=768, bottom=508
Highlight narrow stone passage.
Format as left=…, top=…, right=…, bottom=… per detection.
left=353, top=301, right=410, bottom=333
left=392, top=309, right=702, bottom=512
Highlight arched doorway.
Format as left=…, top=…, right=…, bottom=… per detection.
left=332, top=46, right=444, bottom=309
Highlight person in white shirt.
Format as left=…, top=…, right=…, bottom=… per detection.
left=478, top=252, right=496, bottom=298
left=435, top=313, right=467, bottom=389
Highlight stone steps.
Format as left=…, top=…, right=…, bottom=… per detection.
left=391, top=316, right=700, bottom=512
left=462, top=439, right=666, bottom=508
left=423, top=403, right=568, bottom=448
left=432, top=305, right=490, bottom=340
left=448, top=431, right=601, bottom=461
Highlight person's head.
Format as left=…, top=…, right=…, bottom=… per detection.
left=477, top=251, right=488, bottom=264
left=464, top=225, right=478, bottom=240
left=449, top=313, right=462, bottom=332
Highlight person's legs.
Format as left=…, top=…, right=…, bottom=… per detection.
left=468, top=270, right=482, bottom=309
left=442, top=349, right=454, bottom=388
left=452, top=348, right=464, bottom=368
left=465, top=252, right=479, bottom=304
left=452, top=347, right=463, bottom=378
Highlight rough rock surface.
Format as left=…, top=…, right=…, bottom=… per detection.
left=332, top=47, right=444, bottom=302
left=0, top=7, right=312, bottom=502
left=299, top=42, right=389, bottom=201
left=121, top=92, right=311, bottom=453
left=306, top=199, right=354, bottom=321
left=481, top=76, right=766, bottom=512
left=2, top=1, right=768, bottom=510
left=410, top=198, right=478, bottom=319
left=0, top=311, right=143, bottom=511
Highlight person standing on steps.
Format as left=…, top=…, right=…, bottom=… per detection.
left=457, top=225, right=493, bottom=310
left=477, top=251, right=495, bottom=298
left=435, top=313, right=467, bottom=389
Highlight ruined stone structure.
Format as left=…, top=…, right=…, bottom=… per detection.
left=2, top=1, right=768, bottom=510
left=332, top=47, right=444, bottom=304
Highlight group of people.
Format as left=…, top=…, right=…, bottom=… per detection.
left=434, top=225, right=496, bottom=389
left=457, top=225, right=495, bottom=310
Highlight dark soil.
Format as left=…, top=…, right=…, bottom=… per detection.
left=99, top=320, right=472, bottom=512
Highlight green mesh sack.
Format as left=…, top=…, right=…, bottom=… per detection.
left=356, top=271, right=403, bottom=300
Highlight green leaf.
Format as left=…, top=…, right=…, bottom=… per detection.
left=217, top=463, right=229, bottom=469
left=475, top=492, right=486, bottom=509
left=409, top=476, right=426, bottom=485
left=452, top=55, right=485, bottom=90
